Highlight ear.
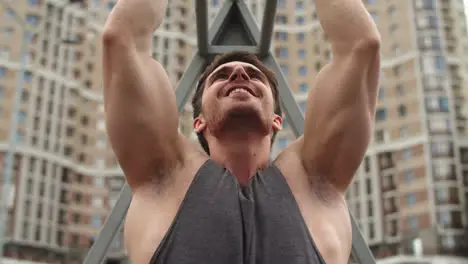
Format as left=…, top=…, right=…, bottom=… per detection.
left=193, top=116, right=207, bottom=133
left=272, top=114, right=282, bottom=132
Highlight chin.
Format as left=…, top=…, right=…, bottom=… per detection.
left=217, top=106, right=270, bottom=133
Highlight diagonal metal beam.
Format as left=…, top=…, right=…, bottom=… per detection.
left=208, top=0, right=235, bottom=44
left=234, top=0, right=260, bottom=44
left=261, top=54, right=304, bottom=137
left=258, top=0, right=277, bottom=57
left=195, top=0, right=209, bottom=55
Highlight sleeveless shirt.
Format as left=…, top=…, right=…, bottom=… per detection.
left=150, top=159, right=326, bottom=264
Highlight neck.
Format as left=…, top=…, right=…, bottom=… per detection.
left=208, top=133, right=271, bottom=186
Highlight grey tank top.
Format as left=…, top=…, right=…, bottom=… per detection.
left=150, top=159, right=326, bottom=264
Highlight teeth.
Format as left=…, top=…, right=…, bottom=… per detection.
left=229, top=88, right=249, bottom=95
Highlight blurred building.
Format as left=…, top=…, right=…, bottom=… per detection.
left=0, top=0, right=467, bottom=264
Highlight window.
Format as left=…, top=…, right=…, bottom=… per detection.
left=0, top=67, right=6, bottom=77
left=374, top=129, right=388, bottom=143
left=366, top=178, right=372, bottom=194
left=91, top=216, right=101, bottom=228
left=375, top=108, right=387, bottom=121
left=107, top=1, right=115, bottom=9
left=435, top=188, right=448, bottom=201
left=369, top=12, right=378, bottom=23
left=378, top=88, right=385, bottom=100
left=298, top=49, right=306, bottom=59
left=407, top=193, right=417, bottom=205
left=276, top=15, right=287, bottom=24
left=28, top=0, right=39, bottom=6
left=398, top=104, right=407, bottom=117
left=25, top=14, right=39, bottom=25
left=296, top=16, right=305, bottom=25
left=367, top=200, right=373, bottom=217
left=5, top=8, right=14, bottom=19
left=439, top=97, right=449, bottom=111
left=18, top=111, right=27, bottom=123
left=276, top=32, right=287, bottom=41
left=211, top=0, right=220, bottom=7
left=296, top=1, right=304, bottom=9
left=387, top=5, right=396, bottom=16
left=299, top=83, right=308, bottom=93
left=24, top=71, right=32, bottom=82
left=404, top=169, right=414, bottom=183
left=0, top=47, right=9, bottom=59
left=402, top=148, right=412, bottom=160
left=396, top=84, right=404, bottom=96
left=277, top=0, right=285, bottom=8
left=15, top=131, right=24, bottom=143
left=299, top=66, right=307, bottom=76
left=277, top=47, right=288, bottom=58
left=435, top=56, right=446, bottom=71
left=368, top=222, right=375, bottom=239
left=408, top=216, right=419, bottom=230
left=297, top=33, right=305, bottom=42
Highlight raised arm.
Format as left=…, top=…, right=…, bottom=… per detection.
left=299, top=0, right=381, bottom=193
left=102, top=0, right=185, bottom=190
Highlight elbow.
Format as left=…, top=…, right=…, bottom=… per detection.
left=102, top=26, right=129, bottom=48
left=352, top=33, right=381, bottom=57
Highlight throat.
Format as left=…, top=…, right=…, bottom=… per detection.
left=226, top=154, right=260, bottom=186
left=208, top=136, right=271, bottom=186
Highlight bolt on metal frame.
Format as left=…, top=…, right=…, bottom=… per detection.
left=83, top=1, right=375, bottom=263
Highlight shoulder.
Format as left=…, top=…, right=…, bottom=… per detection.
left=273, top=139, right=344, bottom=203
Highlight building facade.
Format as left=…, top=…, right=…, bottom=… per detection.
left=0, top=0, right=467, bottom=263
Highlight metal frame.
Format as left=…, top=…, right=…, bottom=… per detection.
left=83, top=1, right=375, bottom=263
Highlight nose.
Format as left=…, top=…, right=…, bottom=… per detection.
left=229, top=66, right=249, bottom=81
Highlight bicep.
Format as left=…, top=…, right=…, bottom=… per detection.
left=300, top=51, right=380, bottom=191
left=103, top=41, right=183, bottom=188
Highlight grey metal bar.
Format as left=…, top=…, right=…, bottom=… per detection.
left=82, top=183, right=131, bottom=264
left=262, top=53, right=375, bottom=264
left=208, top=0, right=235, bottom=43
left=258, top=0, right=277, bottom=57
left=235, top=0, right=261, bottom=44
left=83, top=47, right=207, bottom=264
left=175, top=52, right=207, bottom=112
left=261, top=53, right=304, bottom=137
left=351, top=214, right=376, bottom=264
left=195, top=0, right=209, bottom=55
left=208, top=45, right=258, bottom=55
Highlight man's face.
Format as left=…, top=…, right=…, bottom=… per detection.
left=194, top=61, right=282, bottom=137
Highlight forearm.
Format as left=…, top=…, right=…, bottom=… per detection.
left=103, top=0, right=167, bottom=51
left=315, top=0, right=380, bottom=53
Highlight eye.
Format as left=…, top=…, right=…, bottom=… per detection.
left=249, top=72, right=263, bottom=80
left=216, top=73, right=229, bottom=80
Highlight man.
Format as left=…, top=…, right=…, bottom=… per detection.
left=102, top=0, right=380, bottom=263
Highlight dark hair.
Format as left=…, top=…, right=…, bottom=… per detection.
left=191, top=51, right=282, bottom=154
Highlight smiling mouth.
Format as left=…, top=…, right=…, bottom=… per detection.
left=226, top=86, right=255, bottom=97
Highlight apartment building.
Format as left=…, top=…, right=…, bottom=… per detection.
left=0, top=0, right=123, bottom=263
left=0, top=0, right=467, bottom=264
